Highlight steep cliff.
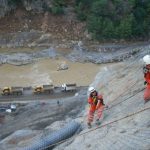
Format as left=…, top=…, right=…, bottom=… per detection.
left=53, top=45, right=150, bottom=150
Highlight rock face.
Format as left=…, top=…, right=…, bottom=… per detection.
left=0, top=1, right=86, bottom=41
left=57, top=61, right=68, bottom=71
left=0, top=46, right=150, bottom=150
left=0, top=89, right=87, bottom=149
left=53, top=48, right=150, bottom=149
left=0, top=47, right=57, bottom=65
left=0, top=40, right=149, bottom=65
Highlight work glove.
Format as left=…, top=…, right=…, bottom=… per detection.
left=100, top=99, right=105, bottom=105
left=89, top=102, right=94, bottom=106
left=105, top=105, right=109, bottom=109
left=144, top=81, right=147, bottom=85
left=143, top=67, right=148, bottom=73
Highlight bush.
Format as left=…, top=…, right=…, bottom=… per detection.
left=8, top=0, right=21, bottom=5
left=51, top=5, right=64, bottom=14
left=53, top=0, right=66, bottom=6
left=75, top=3, right=87, bottom=21
left=77, top=0, right=150, bottom=40
left=75, top=0, right=92, bottom=21
left=50, top=0, right=66, bottom=15
left=116, top=15, right=133, bottom=38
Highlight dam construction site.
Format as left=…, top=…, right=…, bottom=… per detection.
left=0, top=1, right=150, bottom=150
left=0, top=43, right=149, bottom=150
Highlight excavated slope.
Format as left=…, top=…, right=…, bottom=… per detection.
left=54, top=46, right=150, bottom=150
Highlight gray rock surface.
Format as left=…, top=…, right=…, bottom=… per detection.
left=53, top=49, right=150, bottom=150
left=0, top=89, right=87, bottom=149
left=0, top=40, right=150, bottom=65
left=66, top=42, right=150, bottom=63
left=0, top=47, right=57, bottom=65
left=0, top=43, right=150, bottom=150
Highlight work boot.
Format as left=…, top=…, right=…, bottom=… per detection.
left=87, top=122, right=92, bottom=128
left=144, top=99, right=150, bottom=104
left=95, top=119, right=101, bottom=126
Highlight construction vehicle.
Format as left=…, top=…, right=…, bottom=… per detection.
left=11, top=87, right=23, bottom=95
left=61, top=83, right=77, bottom=92
left=33, top=84, right=54, bottom=94
left=2, top=87, right=23, bottom=96
left=34, top=86, right=43, bottom=94
left=2, top=87, right=11, bottom=95
left=43, top=84, right=54, bottom=93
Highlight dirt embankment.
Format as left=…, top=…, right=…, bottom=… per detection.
left=0, top=4, right=149, bottom=66
left=0, top=6, right=86, bottom=40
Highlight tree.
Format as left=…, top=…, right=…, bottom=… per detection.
left=91, top=0, right=115, bottom=18
left=116, top=15, right=133, bottom=38
left=51, top=0, right=66, bottom=14
left=75, top=0, right=92, bottom=21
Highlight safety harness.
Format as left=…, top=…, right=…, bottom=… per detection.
left=143, top=65, right=150, bottom=73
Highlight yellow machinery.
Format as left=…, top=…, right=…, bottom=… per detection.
left=2, top=87, right=11, bottom=95
left=2, top=86, right=23, bottom=96
left=34, top=86, right=43, bottom=94
left=33, top=84, right=54, bottom=94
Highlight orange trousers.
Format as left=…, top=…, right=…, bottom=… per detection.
left=87, top=105, right=104, bottom=123
left=144, top=86, right=150, bottom=102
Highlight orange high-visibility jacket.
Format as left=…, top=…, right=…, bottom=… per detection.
left=88, top=94, right=103, bottom=111
left=143, top=64, right=150, bottom=101
left=144, top=64, right=150, bottom=88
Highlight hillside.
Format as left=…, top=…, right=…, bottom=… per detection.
left=0, top=0, right=150, bottom=41
left=53, top=46, right=150, bottom=150
left=0, top=41, right=149, bottom=150
left=0, top=0, right=86, bottom=41
left=0, top=1, right=150, bottom=150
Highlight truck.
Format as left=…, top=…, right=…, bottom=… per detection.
left=2, top=87, right=23, bottom=96
left=43, top=84, right=54, bottom=93
left=1, top=87, right=10, bottom=96
left=33, top=84, right=54, bottom=94
left=11, top=87, right=23, bottom=95
left=33, top=86, right=43, bottom=94
left=61, top=83, right=77, bottom=92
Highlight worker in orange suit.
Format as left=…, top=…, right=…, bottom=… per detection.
left=87, top=87, right=105, bottom=128
left=143, top=55, right=150, bottom=103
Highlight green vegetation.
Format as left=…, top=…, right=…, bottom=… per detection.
left=8, top=0, right=66, bottom=15
left=50, top=0, right=66, bottom=14
left=6, top=0, right=150, bottom=40
left=76, top=0, right=150, bottom=40
left=8, top=0, right=21, bottom=5
left=45, top=0, right=68, bottom=14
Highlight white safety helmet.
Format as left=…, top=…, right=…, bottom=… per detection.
left=143, top=55, right=150, bottom=65
left=88, top=87, right=96, bottom=93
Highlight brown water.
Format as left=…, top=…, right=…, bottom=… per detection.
left=0, top=57, right=101, bottom=88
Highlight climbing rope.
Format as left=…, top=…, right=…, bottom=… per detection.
left=39, top=49, right=150, bottom=149
left=41, top=106, right=150, bottom=150
left=26, top=50, right=150, bottom=149
left=80, top=106, right=150, bottom=136
left=106, top=87, right=145, bottom=110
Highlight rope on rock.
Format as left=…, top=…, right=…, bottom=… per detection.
left=41, top=106, right=150, bottom=150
